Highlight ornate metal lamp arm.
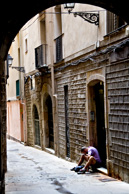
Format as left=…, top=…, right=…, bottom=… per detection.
left=73, top=12, right=99, bottom=26
left=12, top=66, right=25, bottom=73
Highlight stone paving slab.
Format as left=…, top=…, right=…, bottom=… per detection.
left=5, top=139, right=129, bottom=194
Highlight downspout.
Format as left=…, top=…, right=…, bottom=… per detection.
left=49, top=13, right=59, bottom=156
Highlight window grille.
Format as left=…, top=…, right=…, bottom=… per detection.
left=35, top=44, right=47, bottom=69
left=107, top=11, right=125, bottom=34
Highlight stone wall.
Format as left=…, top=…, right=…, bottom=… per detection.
left=25, top=77, right=33, bottom=146
left=106, top=58, right=129, bottom=182
left=25, top=75, right=43, bottom=146
left=25, top=73, right=53, bottom=151
left=56, top=63, right=90, bottom=161
left=0, top=61, right=6, bottom=194
left=55, top=42, right=129, bottom=183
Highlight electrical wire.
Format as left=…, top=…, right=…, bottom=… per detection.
left=21, top=9, right=106, bottom=31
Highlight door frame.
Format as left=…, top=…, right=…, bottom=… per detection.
left=86, top=72, right=108, bottom=168
left=32, top=104, right=41, bottom=147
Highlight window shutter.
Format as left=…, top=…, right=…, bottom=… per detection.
left=16, top=80, right=20, bottom=97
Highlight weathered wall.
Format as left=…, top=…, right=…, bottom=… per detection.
left=25, top=75, right=42, bottom=146
left=106, top=54, right=129, bottom=182
left=7, top=101, right=22, bottom=142
left=56, top=62, right=97, bottom=161
left=0, top=60, right=6, bottom=194
left=55, top=40, right=129, bottom=183
left=7, top=34, right=20, bottom=99
left=62, top=4, right=106, bottom=58
left=25, top=73, right=53, bottom=149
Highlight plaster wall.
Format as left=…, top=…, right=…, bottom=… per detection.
left=7, top=101, right=21, bottom=141
left=61, top=4, right=106, bottom=59
left=7, top=34, right=20, bottom=100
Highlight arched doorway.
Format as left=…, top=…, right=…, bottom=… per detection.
left=88, top=80, right=107, bottom=167
left=33, top=105, right=40, bottom=146
left=44, top=94, right=54, bottom=150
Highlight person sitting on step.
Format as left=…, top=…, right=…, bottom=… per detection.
left=77, top=146, right=101, bottom=174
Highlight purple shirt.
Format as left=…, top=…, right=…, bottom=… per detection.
left=88, top=146, right=101, bottom=163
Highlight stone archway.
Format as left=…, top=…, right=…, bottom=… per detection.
left=33, top=104, right=41, bottom=146
left=1, top=0, right=129, bottom=193
left=41, top=83, right=54, bottom=151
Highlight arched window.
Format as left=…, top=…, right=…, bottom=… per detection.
left=34, top=105, right=40, bottom=146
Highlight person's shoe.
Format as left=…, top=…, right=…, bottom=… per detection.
left=70, top=167, right=75, bottom=171
left=70, top=165, right=84, bottom=172
left=77, top=168, right=86, bottom=174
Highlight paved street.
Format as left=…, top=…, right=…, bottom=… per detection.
left=5, top=139, right=129, bottom=194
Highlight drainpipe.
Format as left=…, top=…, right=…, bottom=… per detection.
left=49, top=13, right=59, bottom=157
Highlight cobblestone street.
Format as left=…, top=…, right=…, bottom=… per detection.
left=5, top=139, right=129, bottom=194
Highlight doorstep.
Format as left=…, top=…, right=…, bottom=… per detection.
left=45, top=147, right=55, bottom=155
left=97, top=167, right=108, bottom=175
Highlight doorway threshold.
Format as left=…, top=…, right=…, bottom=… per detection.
left=97, top=167, right=108, bottom=175
left=45, top=147, right=55, bottom=155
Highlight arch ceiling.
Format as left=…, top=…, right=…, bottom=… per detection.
left=0, top=0, right=128, bottom=60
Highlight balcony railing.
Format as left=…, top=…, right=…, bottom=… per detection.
left=55, top=35, right=63, bottom=63
left=35, top=44, right=47, bottom=69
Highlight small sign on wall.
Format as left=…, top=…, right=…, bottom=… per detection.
left=90, top=111, right=95, bottom=121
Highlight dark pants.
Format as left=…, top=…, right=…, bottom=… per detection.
left=91, top=161, right=101, bottom=172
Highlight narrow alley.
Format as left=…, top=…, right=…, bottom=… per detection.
left=5, top=139, right=129, bottom=194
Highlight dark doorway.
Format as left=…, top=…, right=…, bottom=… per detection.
left=46, top=95, right=54, bottom=149
left=64, top=85, right=70, bottom=158
left=34, top=105, right=40, bottom=146
left=94, top=82, right=106, bottom=167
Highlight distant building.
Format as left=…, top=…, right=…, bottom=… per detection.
left=6, top=34, right=25, bottom=143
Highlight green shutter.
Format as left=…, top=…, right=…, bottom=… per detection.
left=16, top=80, right=20, bottom=96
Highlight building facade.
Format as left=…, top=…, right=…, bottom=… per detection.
left=7, top=3, right=129, bottom=183
left=6, top=34, right=25, bottom=143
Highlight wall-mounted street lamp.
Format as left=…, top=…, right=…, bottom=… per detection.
left=64, top=3, right=99, bottom=26
left=64, top=3, right=75, bottom=13
left=6, top=54, right=13, bottom=79
left=7, top=54, right=13, bottom=67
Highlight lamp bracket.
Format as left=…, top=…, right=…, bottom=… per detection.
left=12, top=66, right=25, bottom=73
left=73, top=12, right=99, bottom=26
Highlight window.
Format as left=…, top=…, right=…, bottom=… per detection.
left=25, top=38, right=28, bottom=53
left=35, top=44, right=47, bottom=69
left=16, top=80, right=20, bottom=97
left=18, top=48, right=20, bottom=67
left=31, top=75, right=35, bottom=90
left=64, top=85, right=70, bottom=158
left=54, top=6, right=63, bottom=63
left=55, top=35, right=63, bottom=63
left=107, top=11, right=125, bottom=34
